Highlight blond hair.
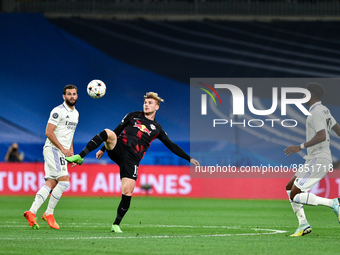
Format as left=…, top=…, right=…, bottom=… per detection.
left=144, top=92, right=164, bottom=105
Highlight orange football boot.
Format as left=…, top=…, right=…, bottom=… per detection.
left=42, top=212, right=60, bottom=229
left=23, top=211, right=39, bottom=230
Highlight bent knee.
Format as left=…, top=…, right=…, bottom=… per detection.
left=122, top=191, right=133, bottom=196
left=104, top=129, right=117, bottom=141
left=58, top=175, right=70, bottom=182
left=286, top=177, right=297, bottom=191
left=103, top=129, right=117, bottom=150
left=286, top=183, right=292, bottom=191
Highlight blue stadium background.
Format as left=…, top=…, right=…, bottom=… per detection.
left=1, top=13, right=340, bottom=166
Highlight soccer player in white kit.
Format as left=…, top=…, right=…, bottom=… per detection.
left=285, top=83, right=340, bottom=237
left=23, top=85, right=79, bottom=229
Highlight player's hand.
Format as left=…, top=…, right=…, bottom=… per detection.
left=190, top=158, right=200, bottom=166
left=284, top=145, right=301, bottom=156
left=96, top=150, right=104, bottom=160
left=62, top=149, right=73, bottom=157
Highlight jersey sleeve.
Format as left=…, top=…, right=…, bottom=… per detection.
left=331, top=115, right=337, bottom=128
left=158, top=129, right=191, bottom=162
left=114, top=112, right=134, bottom=136
left=311, top=112, right=325, bottom=133
left=47, top=107, right=62, bottom=126
left=312, top=110, right=336, bottom=133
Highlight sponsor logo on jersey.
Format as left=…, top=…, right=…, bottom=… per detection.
left=65, top=121, right=77, bottom=126
left=150, top=124, right=156, bottom=130
left=134, top=122, right=151, bottom=135
left=52, top=113, right=59, bottom=119
left=65, top=121, right=77, bottom=130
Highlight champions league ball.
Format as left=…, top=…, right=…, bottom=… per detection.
left=87, top=80, right=106, bottom=99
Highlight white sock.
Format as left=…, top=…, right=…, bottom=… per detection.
left=287, top=190, right=308, bottom=225
left=293, top=192, right=333, bottom=207
left=45, top=181, right=69, bottom=215
left=29, top=185, right=51, bottom=215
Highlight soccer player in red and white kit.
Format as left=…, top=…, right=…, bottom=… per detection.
left=66, top=92, right=199, bottom=233
left=285, top=83, right=340, bottom=237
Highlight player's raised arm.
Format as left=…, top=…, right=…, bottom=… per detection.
left=158, top=130, right=200, bottom=166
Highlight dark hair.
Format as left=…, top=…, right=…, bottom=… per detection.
left=306, top=82, right=325, bottom=100
left=63, top=84, right=78, bottom=95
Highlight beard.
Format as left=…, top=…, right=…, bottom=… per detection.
left=65, top=98, right=77, bottom=107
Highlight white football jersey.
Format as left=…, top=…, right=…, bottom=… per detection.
left=44, top=102, right=79, bottom=151
left=306, top=102, right=336, bottom=161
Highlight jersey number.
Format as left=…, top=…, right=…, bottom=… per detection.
left=60, top=157, right=66, bottom=166
left=326, top=118, right=332, bottom=134
left=133, top=165, right=138, bottom=177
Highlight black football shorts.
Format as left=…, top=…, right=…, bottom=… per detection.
left=106, top=139, right=140, bottom=181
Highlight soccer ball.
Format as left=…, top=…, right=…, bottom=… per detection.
left=87, top=80, right=106, bottom=99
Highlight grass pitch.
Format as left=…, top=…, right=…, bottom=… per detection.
left=0, top=196, right=339, bottom=254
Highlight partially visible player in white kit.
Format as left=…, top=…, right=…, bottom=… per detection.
left=285, top=82, right=340, bottom=237
left=23, top=85, right=79, bottom=230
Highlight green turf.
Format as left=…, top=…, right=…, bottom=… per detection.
left=0, top=196, right=339, bottom=254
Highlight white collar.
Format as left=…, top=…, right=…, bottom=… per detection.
left=309, top=101, right=321, bottom=112
left=63, top=102, right=75, bottom=112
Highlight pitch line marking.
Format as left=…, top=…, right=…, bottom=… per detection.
left=0, top=223, right=286, bottom=240
left=1, top=222, right=282, bottom=230
left=0, top=230, right=286, bottom=240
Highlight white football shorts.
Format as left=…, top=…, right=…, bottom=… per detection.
left=43, top=146, right=69, bottom=180
left=294, top=157, right=333, bottom=192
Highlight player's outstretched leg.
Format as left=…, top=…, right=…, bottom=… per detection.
left=290, top=223, right=312, bottom=237
left=293, top=193, right=340, bottom=223
left=65, top=154, right=83, bottom=165
left=331, top=198, right=340, bottom=222
left=66, top=130, right=108, bottom=164
left=23, top=211, right=40, bottom=230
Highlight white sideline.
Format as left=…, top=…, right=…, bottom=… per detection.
left=0, top=222, right=287, bottom=240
